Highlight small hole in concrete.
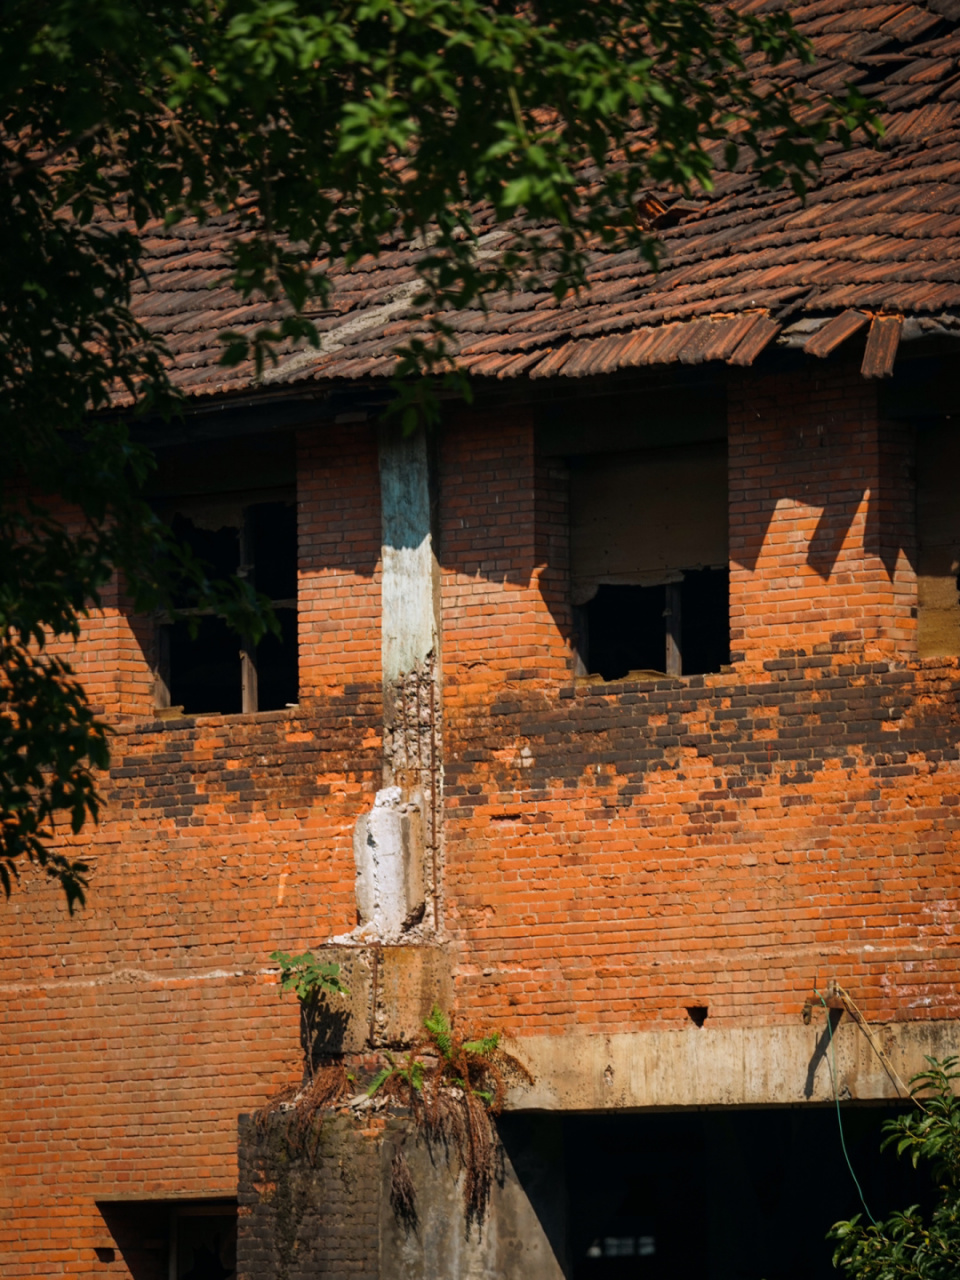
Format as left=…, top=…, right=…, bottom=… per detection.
left=686, top=1006, right=708, bottom=1028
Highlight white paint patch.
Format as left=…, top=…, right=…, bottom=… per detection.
left=379, top=428, right=437, bottom=681
left=353, top=787, right=425, bottom=939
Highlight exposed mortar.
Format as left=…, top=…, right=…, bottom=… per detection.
left=382, top=649, right=443, bottom=932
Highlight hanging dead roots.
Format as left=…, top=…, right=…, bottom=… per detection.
left=254, top=1058, right=349, bottom=1161
left=390, top=1147, right=418, bottom=1231
left=370, top=1007, right=531, bottom=1227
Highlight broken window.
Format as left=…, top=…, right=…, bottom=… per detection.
left=570, top=440, right=729, bottom=680
left=150, top=434, right=298, bottom=715
left=917, top=421, right=960, bottom=657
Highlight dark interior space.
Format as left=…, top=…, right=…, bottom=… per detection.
left=680, top=568, right=730, bottom=675
left=249, top=500, right=298, bottom=601
left=97, top=1201, right=236, bottom=1280
left=168, top=614, right=242, bottom=714
left=500, top=1105, right=930, bottom=1280
left=583, top=568, right=729, bottom=681
left=160, top=497, right=298, bottom=715
left=583, top=584, right=666, bottom=681
left=256, top=606, right=299, bottom=711
left=175, top=1206, right=237, bottom=1280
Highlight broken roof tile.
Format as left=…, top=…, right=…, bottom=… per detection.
left=727, top=317, right=782, bottom=366
left=804, top=309, right=872, bottom=356
left=861, top=314, right=904, bottom=376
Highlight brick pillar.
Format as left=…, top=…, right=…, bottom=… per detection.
left=296, top=422, right=382, bottom=699
left=728, top=359, right=915, bottom=666
left=440, top=406, right=572, bottom=687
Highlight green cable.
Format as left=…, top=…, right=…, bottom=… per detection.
left=818, top=990, right=877, bottom=1226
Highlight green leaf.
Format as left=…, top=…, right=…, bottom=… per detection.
left=424, top=1005, right=453, bottom=1059
left=367, top=1066, right=394, bottom=1097
left=463, top=1034, right=499, bottom=1056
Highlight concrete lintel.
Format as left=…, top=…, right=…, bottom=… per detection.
left=503, top=1020, right=960, bottom=1111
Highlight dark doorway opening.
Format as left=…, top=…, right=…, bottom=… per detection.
left=499, top=1106, right=930, bottom=1280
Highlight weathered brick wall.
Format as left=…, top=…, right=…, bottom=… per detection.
left=439, top=362, right=960, bottom=1031
left=728, top=361, right=916, bottom=664
left=2, top=364, right=959, bottom=1277
left=237, top=1113, right=381, bottom=1280
left=0, top=424, right=383, bottom=1277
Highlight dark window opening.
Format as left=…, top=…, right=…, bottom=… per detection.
left=582, top=584, right=666, bottom=682
left=582, top=570, right=729, bottom=681
left=168, top=615, right=243, bottom=715
left=169, top=513, right=241, bottom=604
left=155, top=497, right=298, bottom=716
left=175, top=1205, right=237, bottom=1280
left=677, top=567, right=730, bottom=675
left=571, top=440, right=729, bottom=682
left=96, top=1200, right=236, bottom=1280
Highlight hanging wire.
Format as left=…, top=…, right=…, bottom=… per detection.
left=833, top=984, right=926, bottom=1113
left=817, top=989, right=877, bottom=1225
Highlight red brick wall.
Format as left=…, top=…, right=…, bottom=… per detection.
left=0, top=423, right=383, bottom=1278
left=439, top=405, right=572, bottom=689
left=439, top=363, right=959, bottom=1033
left=728, top=360, right=916, bottom=664
left=2, top=367, right=959, bottom=1277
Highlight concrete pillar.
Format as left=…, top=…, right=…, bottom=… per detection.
left=348, top=425, right=442, bottom=941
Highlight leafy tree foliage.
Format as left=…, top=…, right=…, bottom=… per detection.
left=1, top=0, right=875, bottom=906
left=831, top=1059, right=960, bottom=1280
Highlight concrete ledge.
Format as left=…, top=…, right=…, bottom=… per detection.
left=503, top=1019, right=960, bottom=1111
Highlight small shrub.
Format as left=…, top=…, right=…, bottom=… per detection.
left=270, top=949, right=349, bottom=1002
left=830, top=1057, right=960, bottom=1280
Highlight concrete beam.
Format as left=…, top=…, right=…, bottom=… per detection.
left=315, top=943, right=452, bottom=1050
left=503, top=1020, right=960, bottom=1111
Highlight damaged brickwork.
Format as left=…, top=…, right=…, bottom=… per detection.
left=381, top=650, right=443, bottom=928
left=238, top=1113, right=382, bottom=1280
left=3, top=360, right=960, bottom=1275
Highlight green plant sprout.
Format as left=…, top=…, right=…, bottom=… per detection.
left=367, top=1005, right=500, bottom=1102
left=270, top=950, right=349, bottom=1002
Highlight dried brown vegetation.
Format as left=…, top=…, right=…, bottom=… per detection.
left=254, top=1059, right=350, bottom=1161
left=369, top=1007, right=531, bottom=1225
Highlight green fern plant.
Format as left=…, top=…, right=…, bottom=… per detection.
left=366, top=1005, right=524, bottom=1226
left=368, top=1005, right=501, bottom=1102
left=367, top=1051, right=427, bottom=1098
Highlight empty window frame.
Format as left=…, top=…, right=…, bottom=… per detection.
left=147, top=434, right=299, bottom=716
left=570, top=440, right=729, bottom=681
left=917, top=421, right=960, bottom=658
left=154, top=497, right=298, bottom=715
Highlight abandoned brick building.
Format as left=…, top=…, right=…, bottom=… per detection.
left=4, top=1, right=960, bottom=1277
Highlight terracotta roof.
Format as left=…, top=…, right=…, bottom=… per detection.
left=129, top=0, right=960, bottom=398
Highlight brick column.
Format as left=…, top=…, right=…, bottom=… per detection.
left=728, top=359, right=915, bottom=666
